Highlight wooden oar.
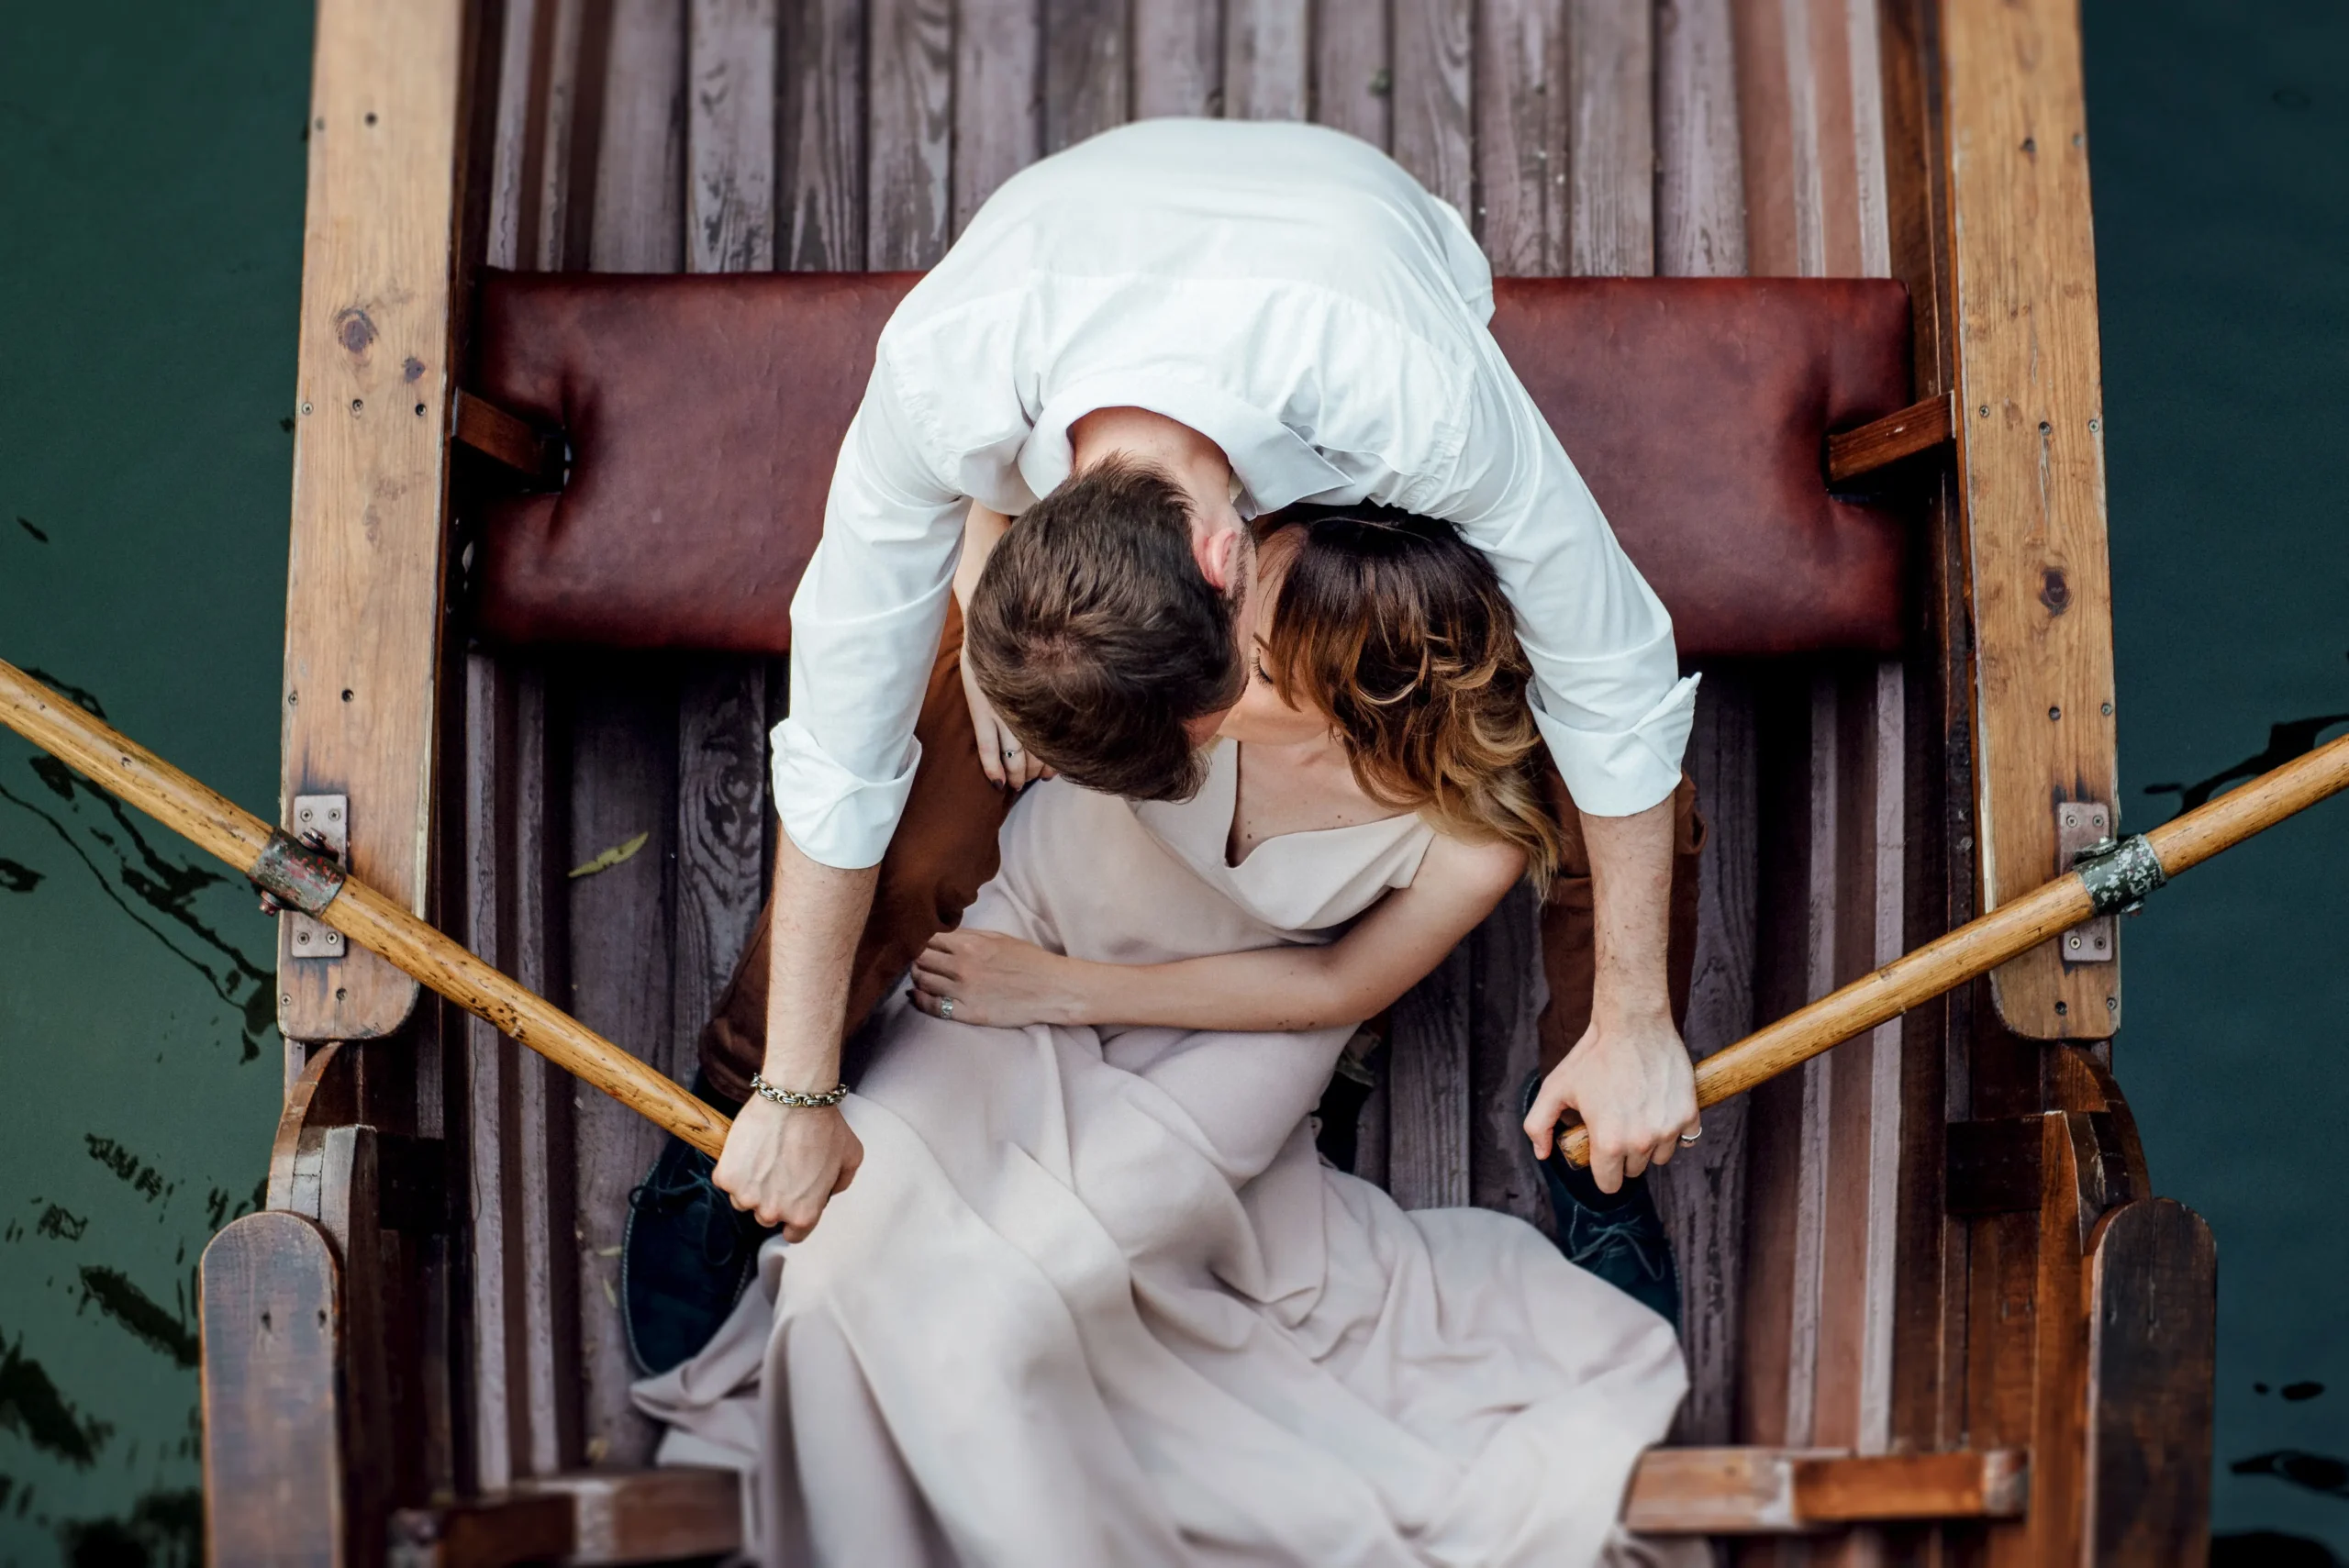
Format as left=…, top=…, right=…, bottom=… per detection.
left=1558, top=728, right=2349, bottom=1165
left=0, top=658, right=732, bottom=1159
left=4, top=656, right=2343, bottom=1173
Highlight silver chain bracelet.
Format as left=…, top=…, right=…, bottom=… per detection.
left=749, top=1073, right=849, bottom=1108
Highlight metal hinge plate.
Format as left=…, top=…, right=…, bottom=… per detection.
left=2054, top=801, right=2115, bottom=964
left=287, top=794, right=348, bottom=961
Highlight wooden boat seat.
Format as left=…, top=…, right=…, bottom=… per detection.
left=462, top=271, right=1916, bottom=660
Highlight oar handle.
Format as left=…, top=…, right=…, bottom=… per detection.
left=0, top=659, right=731, bottom=1159
left=1558, top=729, right=2349, bottom=1168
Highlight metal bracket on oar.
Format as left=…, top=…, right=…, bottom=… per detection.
left=250, top=830, right=348, bottom=917
left=2071, top=833, right=2167, bottom=916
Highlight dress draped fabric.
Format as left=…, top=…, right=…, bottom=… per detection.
left=636, top=742, right=1698, bottom=1566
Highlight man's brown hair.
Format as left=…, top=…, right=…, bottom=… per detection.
left=964, top=458, right=1245, bottom=801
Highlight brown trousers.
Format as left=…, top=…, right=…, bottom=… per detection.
left=699, top=607, right=1705, bottom=1100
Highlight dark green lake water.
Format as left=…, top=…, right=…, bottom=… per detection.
left=0, top=2, right=2340, bottom=1563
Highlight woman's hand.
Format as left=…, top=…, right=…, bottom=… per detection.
left=960, top=654, right=1054, bottom=791
left=910, top=929, right=1085, bottom=1028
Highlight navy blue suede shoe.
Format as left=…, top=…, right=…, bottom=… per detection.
left=1520, top=1074, right=1682, bottom=1331
left=620, top=1075, right=776, bottom=1376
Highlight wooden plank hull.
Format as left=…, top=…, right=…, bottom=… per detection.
left=206, top=0, right=2219, bottom=1562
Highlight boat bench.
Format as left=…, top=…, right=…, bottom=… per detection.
left=457, top=270, right=1921, bottom=659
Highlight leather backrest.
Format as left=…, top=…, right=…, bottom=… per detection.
left=469, top=271, right=1912, bottom=659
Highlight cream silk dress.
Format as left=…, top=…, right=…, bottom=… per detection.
left=635, top=742, right=1698, bottom=1567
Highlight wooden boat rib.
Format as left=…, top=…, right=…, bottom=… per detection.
left=195, top=2, right=2218, bottom=1563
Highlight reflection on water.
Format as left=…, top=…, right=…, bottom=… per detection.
left=2143, top=707, right=2349, bottom=817
left=1, top=686, right=277, bottom=1064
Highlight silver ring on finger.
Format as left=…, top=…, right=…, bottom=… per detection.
left=1678, top=1128, right=1702, bottom=1147
left=938, top=996, right=956, bottom=1020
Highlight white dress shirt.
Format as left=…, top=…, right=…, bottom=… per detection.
left=775, top=117, right=1698, bottom=870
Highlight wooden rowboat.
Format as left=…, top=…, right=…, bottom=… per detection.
left=195, top=1, right=2219, bottom=1562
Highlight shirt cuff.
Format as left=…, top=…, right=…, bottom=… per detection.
left=1531, top=673, right=1701, bottom=817
left=770, top=717, right=923, bottom=871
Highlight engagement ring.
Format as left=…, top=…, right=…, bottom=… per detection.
left=939, top=996, right=957, bottom=1020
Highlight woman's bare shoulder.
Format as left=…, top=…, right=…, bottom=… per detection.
left=1413, top=828, right=1528, bottom=900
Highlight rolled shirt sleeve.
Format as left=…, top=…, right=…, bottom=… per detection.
left=1410, top=339, right=1698, bottom=817
left=773, top=361, right=968, bottom=869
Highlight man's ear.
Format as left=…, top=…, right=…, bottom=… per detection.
left=1192, top=518, right=1247, bottom=593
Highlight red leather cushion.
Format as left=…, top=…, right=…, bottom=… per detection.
left=469, top=271, right=1911, bottom=659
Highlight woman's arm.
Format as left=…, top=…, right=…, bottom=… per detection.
left=910, top=832, right=1525, bottom=1031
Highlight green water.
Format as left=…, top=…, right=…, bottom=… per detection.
left=0, top=4, right=307, bottom=1562
left=2088, top=1, right=2349, bottom=1559
left=0, top=2, right=2340, bottom=1563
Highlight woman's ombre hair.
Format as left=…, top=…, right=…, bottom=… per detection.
left=1254, top=505, right=1563, bottom=893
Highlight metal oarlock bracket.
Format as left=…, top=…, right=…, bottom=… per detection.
left=265, top=795, right=351, bottom=957
left=2072, top=830, right=2167, bottom=917
left=2054, top=803, right=2119, bottom=963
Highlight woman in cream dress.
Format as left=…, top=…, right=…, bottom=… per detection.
left=635, top=508, right=1698, bottom=1567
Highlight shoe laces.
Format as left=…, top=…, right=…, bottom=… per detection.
left=1559, top=1205, right=1674, bottom=1286
left=628, top=1164, right=753, bottom=1271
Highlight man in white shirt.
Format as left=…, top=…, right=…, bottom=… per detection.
left=693, top=118, right=1702, bottom=1277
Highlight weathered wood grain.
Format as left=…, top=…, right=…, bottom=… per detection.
left=1386, top=942, right=1471, bottom=1210
left=202, top=1212, right=346, bottom=1567
left=1475, top=0, right=1569, bottom=275
left=2085, top=1199, right=2216, bottom=1565
left=539, top=0, right=609, bottom=272
left=280, top=0, right=473, bottom=1040
left=1310, top=0, right=1388, bottom=149
left=1650, top=0, right=1755, bottom=1448
left=1464, top=884, right=1548, bottom=1230
left=1655, top=674, right=1757, bottom=1446
left=1226, top=0, right=1308, bottom=121
left=1812, top=662, right=1907, bottom=1481
left=687, top=0, right=777, bottom=272
left=473, top=15, right=593, bottom=1483
left=1656, top=0, right=1747, bottom=278
left=593, top=0, right=686, bottom=272
left=1042, top=0, right=1128, bottom=153
left=1943, top=0, right=2121, bottom=1040
left=564, top=661, right=680, bottom=1470
left=1826, top=391, right=1955, bottom=483
left=671, top=665, right=768, bottom=1082
left=953, top=0, right=1041, bottom=232
left=1566, top=0, right=1654, bottom=275
left=485, top=0, right=550, bottom=271
left=868, top=0, right=954, bottom=268
left=780, top=0, right=865, bottom=269
left=1389, top=0, right=1473, bottom=217
left=680, top=0, right=779, bottom=1099
left=463, top=652, right=529, bottom=1490
left=512, top=665, right=580, bottom=1477
left=1133, top=0, right=1220, bottom=118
